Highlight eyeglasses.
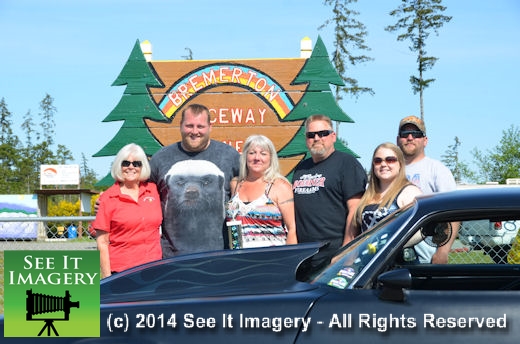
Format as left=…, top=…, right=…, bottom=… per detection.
left=306, top=130, right=333, bottom=139
left=399, top=130, right=425, bottom=139
left=121, top=160, right=142, bottom=168
left=373, top=156, right=398, bottom=165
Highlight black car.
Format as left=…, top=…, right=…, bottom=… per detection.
left=2, top=187, right=520, bottom=343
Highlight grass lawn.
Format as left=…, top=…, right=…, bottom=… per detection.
left=448, top=249, right=494, bottom=264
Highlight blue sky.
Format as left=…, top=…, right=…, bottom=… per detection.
left=1, top=0, right=519, bottom=181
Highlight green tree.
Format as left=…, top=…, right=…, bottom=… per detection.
left=94, top=39, right=168, bottom=186
left=0, top=95, right=80, bottom=194
left=385, top=0, right=452, bottom=120
left=441, top=136, right=475, bottom=184
left=19, top=94, right=74, bottom=192
left=80, top=153, right=99, bottom=189
left=0, top=98, right=14, bottom=143
left=17, top=109, right=37, bottom=193
left=472, top=125, right=520, bottom=184
left=55, top=143, right=74, bottom=164
left=38, top=93, right=57, bottom=145
left=21, top=109, right=34, bottom=147
left=320, top=0, right=374, bottom=134
left=320, top=0, right=374, bottom=101
left=0, top=98, right=23, bottom=193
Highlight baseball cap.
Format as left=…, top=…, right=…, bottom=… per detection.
left=399, top=115, right=426, bottom=135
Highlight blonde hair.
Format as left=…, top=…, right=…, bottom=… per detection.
left=354, top=142, right=412, bottom=229
left=238, top=135, right=287, bottom=183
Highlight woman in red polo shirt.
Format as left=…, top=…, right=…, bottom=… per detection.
left=93, top=143, right=162, bottom=278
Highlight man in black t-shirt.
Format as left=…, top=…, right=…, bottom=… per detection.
left=292, top=115, right=367, bottom=279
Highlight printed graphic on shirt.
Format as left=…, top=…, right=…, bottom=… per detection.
left=142, top=196, right=156, bottom=203
left=163, top=160, right=226, bottom=253
left=407, top=173, right=421, bottom=188
left=292, top=173, right=326, bottom=195
left=362, top=207, right=392, bottom=232
left=4, top=250, right=100, bottom=337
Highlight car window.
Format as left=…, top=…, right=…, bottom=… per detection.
left=393, top=217, right=520, bottom=266
left=312, top=228, right=394, bottom=290
left=390, top=217, right=520, bottom=291
left=311, top=204, right=520, bottom=292
left=311, top=209, right=411, bottom=290
left=457, top=219, right=520, bottom=264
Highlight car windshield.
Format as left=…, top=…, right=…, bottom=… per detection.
left=311, top=205, right=414, bottom=289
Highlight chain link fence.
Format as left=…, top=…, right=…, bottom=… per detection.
left=457, top=219, right=518, bottom=264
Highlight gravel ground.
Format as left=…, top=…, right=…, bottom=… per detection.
left=0, top=239, right=97, bottom=251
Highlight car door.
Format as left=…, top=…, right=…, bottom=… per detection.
left=297, top=264, right=520, bottom=343
left=297, top=212, right=520, bottom=343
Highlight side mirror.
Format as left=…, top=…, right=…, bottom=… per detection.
left=377, top=268, right=411, bottom=302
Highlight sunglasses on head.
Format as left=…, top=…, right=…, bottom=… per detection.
left=399, top=130, right=425, bottom=139
left=121, top=160, right=142, bottom=168
left=373, top=156, right=398, bottom=165
left=306, top=130, right=333, bottom=139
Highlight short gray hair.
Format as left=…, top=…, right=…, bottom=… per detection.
left=111, top=143, right=151, bottom=182
left=304, top=114, right=333, bottom=131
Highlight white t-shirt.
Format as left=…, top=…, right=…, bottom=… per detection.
left=406, top=157, right=456, bottom=263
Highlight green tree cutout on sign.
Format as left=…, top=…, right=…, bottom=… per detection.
left=94, top=39, right=168, bottom=186
left=279, top=35, right=360, bottom=178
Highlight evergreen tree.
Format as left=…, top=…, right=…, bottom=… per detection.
left=20, top=94, right=74, bottom=192
left=21, top=110, right=34, bottom=149
left=385, top=0, right=452, bottom=120
left=39, top=93, right=57, bottom=145
left=320, top=0, right=374, bottom=102
left=94, top=39, right=168, bottom=186
left=0, top=98, right=13, bottom=143
left=0, top=98, right=23, bottom=193
left=0, top=95, right=80, bottom=194
left=472, top=125, right=520, bottom=184
left=80, top=153, right=99, bottom=189
left=56, top=144, right=74, bottom=164
left=441, top=136, right=475, bottom=184
left=18, top=109, right=37, bottom=193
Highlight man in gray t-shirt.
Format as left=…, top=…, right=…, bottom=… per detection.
left=397, top=115, right=457, bottom=264
left=150, top=104, right=239, bottom=258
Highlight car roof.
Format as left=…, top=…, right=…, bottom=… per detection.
left=414, top=187, right=520, bottom=215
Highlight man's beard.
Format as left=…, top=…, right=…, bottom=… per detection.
left=182, top=136, right=210, bottom=152
left=310, top=145, right=327, bottom=157
left=401, top=143, right=417, bottom=157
